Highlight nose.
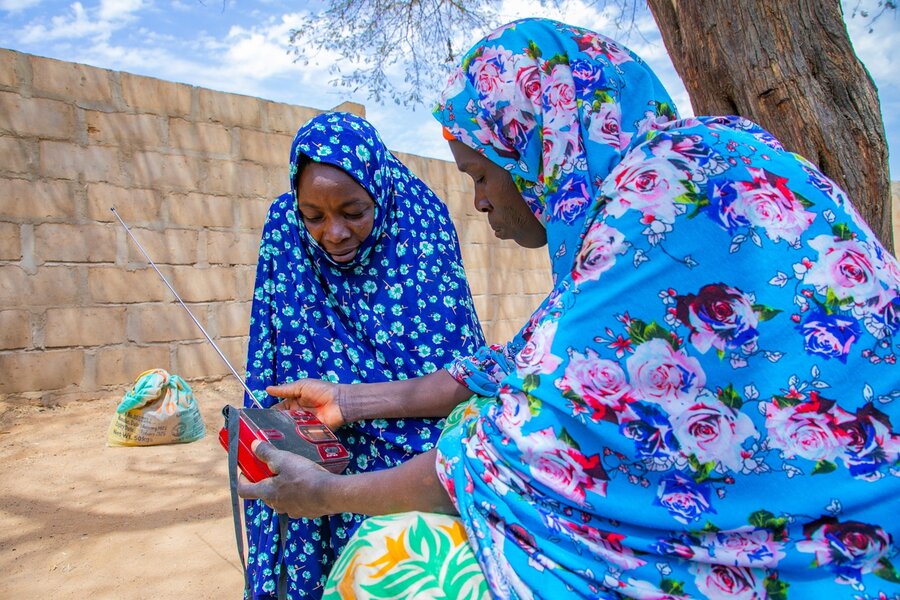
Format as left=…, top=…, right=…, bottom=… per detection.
left=322, top=217, right=351, bottom=244
left=474, top=188, right=492, bottom=213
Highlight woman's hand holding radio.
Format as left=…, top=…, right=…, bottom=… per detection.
left=266, top=379, right=347, bottom=430
left=239, top=443, right=458, bottom=519
left=238, top=440, right=336, bottom=519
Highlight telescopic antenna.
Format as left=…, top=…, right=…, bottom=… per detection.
left=110, top=207, right=263, bottom=409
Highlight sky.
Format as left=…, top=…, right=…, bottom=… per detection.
left=1, top=0, right=897, bottom=177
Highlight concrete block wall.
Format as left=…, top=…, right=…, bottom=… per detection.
left=0, top=48, right=551, bottom=405
left=396, top=151, right=552, bottom=345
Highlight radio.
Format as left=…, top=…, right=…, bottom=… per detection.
left=217, top=407, right=350, bottom=482
left=112, top=207, right=350, bottom=481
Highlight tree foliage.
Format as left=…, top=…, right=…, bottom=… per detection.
left=288, top=0, right=893, bottom=109
left=287, top=0, right=648, bottom=107
left=287, top=0, right=896, bottom=248
left=288, top=0, right=495, bottom=106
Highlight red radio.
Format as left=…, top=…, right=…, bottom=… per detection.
left=218, top=407, right=350, bottom=482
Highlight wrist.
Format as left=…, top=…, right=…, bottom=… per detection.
left=334, top=382, right=358, bottom=423
left=310, top=469, right=341, bottom=514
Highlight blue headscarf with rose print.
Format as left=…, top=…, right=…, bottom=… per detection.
left=243, top=111, right=484, bottom=599
left=434, top=17, right=677, bottom=398
left=433, top=18, right=900, bottom=599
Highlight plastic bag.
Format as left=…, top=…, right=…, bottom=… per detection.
left=107, top=368, right=206, bottom=446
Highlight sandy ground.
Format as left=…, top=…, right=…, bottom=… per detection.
left=0, top=379, right=247, bottom=599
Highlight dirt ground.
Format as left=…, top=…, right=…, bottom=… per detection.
left=0, top=379, right=247, bottom=599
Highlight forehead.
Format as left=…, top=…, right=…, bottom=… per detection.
left=449, top=140, right=494, bottom=172
left=296, top=162, right=373, bottom=207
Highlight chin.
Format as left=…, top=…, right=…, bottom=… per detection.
left=514, top=233, right=549, bottom=249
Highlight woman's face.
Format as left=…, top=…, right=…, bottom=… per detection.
left=295, top=162, right=376, bottom=263
left=449, top=140, right=547, bottom=249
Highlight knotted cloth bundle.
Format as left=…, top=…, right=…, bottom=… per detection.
left=107, top=368, right=206, bottom=446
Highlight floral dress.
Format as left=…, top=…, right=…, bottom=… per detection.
left=243, top=112, right=485, bottom=599
left=329, top=18, right=900, bottom=600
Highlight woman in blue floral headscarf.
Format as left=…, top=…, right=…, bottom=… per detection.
left=241, top=20, right=900, bottom=600
left=241, top=111, right=485, bottom=599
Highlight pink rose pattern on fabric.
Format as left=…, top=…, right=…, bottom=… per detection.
left=572, top=222, right=627, bottom=285
left=433, top=18, right=900, bottom=600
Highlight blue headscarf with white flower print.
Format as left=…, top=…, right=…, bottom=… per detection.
left=243, top=111, right=485, bottom=599
left=433, top=18, right=900, bottom=600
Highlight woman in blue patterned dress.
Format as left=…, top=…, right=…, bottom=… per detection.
left=240, top=20, right=900, bottom=599
left=241, top=111, right=485, bottom=599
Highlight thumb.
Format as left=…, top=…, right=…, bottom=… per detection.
left=250, top=440, right=281, bottom=474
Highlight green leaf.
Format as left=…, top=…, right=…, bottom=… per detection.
left=764, top=575, right=790, bottom=600
left=748, top=510, right=788, bottom=538
left=832, top=222, right=854, bottom=241
left=543, top=53, right=570, bottom=72
left=527, top=393, right=542, bottom=416
left=718, top=384, right=743, bottom=410
left=752, top=304, right=783, bottom=322
left=559, top=427, right=581, bottom=451
left=796, top=192, right=815, bottom=209
left=700, top=520, right=720, bottom=533
left=749, top=510, right=776, bottom=529
left=627, top=319, right=648, bottom=343
left=824, top=288, right=842, bottom=313
left=637, top=321, right=678, bottom=349
left=660, top=578, right=685, bottom=595
left=875, top=558, right=900, bottom=583
left=461, top=47, right=483, bottom=72
left=523, top=373, right=540, bottom=392
left=562, top=389, right=582, bottom=403
left=688, top=455, right=715, bottom=482
left=772, top=394, right=802, bottom=409
left=629, top=319, right=679, bottom=349
left=592, top=90, right=614, bottom=105
left=526, top=40, right=541, bottom=59
left=812, top=459, right=837, bottom=475
left=657, top=101, right=676, bottom=119
left=675, top=190, right=708, bottom=207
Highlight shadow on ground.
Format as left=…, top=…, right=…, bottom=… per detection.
left=0, top=379, right=246, bottom=599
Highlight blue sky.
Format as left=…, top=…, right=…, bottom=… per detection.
left=1, top=0, right=897, bottom=177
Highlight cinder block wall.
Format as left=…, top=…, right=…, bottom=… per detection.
left=0, top=48, right=551, bottom=405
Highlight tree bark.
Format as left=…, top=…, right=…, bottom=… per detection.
left=646, top=0, right=893, bottom=253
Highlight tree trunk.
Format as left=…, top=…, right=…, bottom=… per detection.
left=646, top=0, right=893, bottom=253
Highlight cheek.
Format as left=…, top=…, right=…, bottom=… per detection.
left=303, top=222, right=325, bottom=244
left=353, top=213, right=376, bottom=242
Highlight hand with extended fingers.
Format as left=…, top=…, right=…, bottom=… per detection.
left=266, top=379, right=346, bottom=430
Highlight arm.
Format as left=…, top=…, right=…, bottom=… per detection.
left=237, top=444, right=456, bottom=519
left=338, top=368, right=472, bottom=422
left=267, top=368, right=471, bottom=429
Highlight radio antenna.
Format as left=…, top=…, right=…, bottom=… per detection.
left=111, top=207, right=263, bottom=409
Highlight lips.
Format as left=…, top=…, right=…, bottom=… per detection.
left=328, top=246, right=358, bottom=262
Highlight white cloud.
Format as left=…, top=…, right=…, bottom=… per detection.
left=98, top=0, right=144, bottom=21
left=0, top=0, right=42, bottom=12
left=20, top=2, right=105, bottom=42
left=220, top=16, right=305, bottom=80
left=18, top=0, right=145, bottom=43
